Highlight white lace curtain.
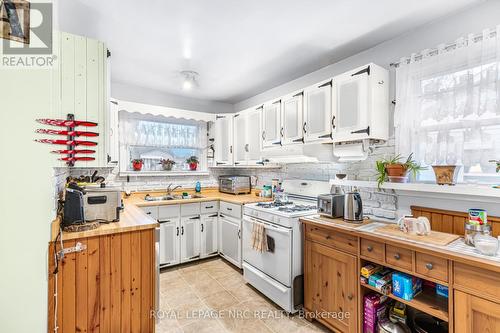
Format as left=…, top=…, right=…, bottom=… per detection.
left=395, top=26, right=500, bottom=179
left=119, top=111, right=206, bottom=149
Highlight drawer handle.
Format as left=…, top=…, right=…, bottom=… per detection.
left=367, top=246, right=373, bottom=252
left=394, top=253, right=401, bottom=260
left=325, top=235, right=331, bottom=240
left=425, top=263, right=434, bottom=270
left=227, top=208, right=233, bottom=211
left=347, top=294, right=354, bottom=301
left=205, top=206, right=214, bottom=209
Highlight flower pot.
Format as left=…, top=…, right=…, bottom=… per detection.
left=385, top=164, right=408, bottom=177
left=189, top=163, right=198, bottom=171
left=432, top=165, right=457, bottom=185
left=162, top=164, right=174, bottom=171
left=132, top=161, right=143, bottom=171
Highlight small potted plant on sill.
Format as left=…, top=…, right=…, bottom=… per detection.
left=490, top=160, right=500, bottom=173
left=159, top=158, right=176, bottom=171
left=131, top=158, right=144, bottom=171
left=375, top=153, right=425, bottom=188
left=186, top=156, right=199, bottom=171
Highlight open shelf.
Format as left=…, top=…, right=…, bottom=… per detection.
left=361, top=283, right=449, bottom=322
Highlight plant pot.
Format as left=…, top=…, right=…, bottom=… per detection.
left=161, top=164, right=174, bottom=171
left=432, top=165, right=457, bottom=185
left=189, top=163, right=198, bottom=171
left=385, top=164, right=408, bottom=177
left=132, top=161, right=143, bottom=171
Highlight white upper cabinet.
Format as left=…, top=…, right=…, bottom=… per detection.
left=303, top=79, right=334, bottom=143
left=332, top=64, right=389, bottom=142
left=214, top=114, right=234, bottom=166
left=281, top=91, right=304, bottom=145
left=234, top=108, right=262, bottom=165
left=262, top=100, right=282, bottom=148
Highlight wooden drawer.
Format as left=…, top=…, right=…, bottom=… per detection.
left=220, top=201, right=242, bottom=219
left=158, top=204, right=180, bottom=220
left=415, top=253, right=448, bottom=283
left=201, top=201, right=219, bottom=214
left=385, top=245, right=413, bottom=271
left=454, top=262, right=500, bottom=301
left=180, top=202, right=201, bottom=216
left=305, top=224, right=358, bottom=255
left=360, top=238, right=384, bottom=262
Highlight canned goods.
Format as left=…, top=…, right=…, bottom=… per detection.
left=468, top=208, right=488, bottom=225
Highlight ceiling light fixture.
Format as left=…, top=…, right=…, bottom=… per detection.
left=181, top=70, right=198, bottom=91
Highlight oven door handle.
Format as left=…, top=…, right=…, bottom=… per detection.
left=244, top=216, right=291, bottom=234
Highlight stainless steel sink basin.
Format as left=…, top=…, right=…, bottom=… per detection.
left=144, top=194, right=204, bottom=201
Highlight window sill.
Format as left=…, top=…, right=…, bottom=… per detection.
left=330, top=179, right=500, bottom=202
left=120, top=171, right=210, bottom=177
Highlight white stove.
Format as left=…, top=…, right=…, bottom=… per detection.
left=242, top=180, right=331, bottom=313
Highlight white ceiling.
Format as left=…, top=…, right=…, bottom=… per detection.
left=58, top=0, right=484, bottom=104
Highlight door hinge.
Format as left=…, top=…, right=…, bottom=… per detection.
left=216, top=115, right=226, bottom=119
left=318, top=80, right=333, bottom=88
left=351, top=65, right=370, bottom=77
left=351, top=126, right=370, bottom=136
left=292, top=91, right=304, bottom=98
left=189, top=255, right=200, bottom=260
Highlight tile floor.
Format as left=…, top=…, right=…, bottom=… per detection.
left=156, top=257, right=330, bottom=333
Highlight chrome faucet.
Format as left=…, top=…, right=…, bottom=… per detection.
left=166, top=183, right=182, bottom=195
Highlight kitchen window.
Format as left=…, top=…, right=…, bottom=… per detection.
left=395, top=27, right=500, bottom=183
left=118, top=111, right=208, bottom=174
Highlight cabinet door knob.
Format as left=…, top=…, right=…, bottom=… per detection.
left=347, top=294, right=354, bottom=300
left=367, top=246, right=373, bottom=252
left=425, top=263, right=433, bottom=270
left=394, top=253, right=401, bottom=260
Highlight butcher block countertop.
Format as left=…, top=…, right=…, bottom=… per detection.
left=52, top=188, right=271, bottom=241
left=301, top=215, right=500, bottom=273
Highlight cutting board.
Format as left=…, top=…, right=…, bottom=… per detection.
left=374, top=224, right=460, bottom=246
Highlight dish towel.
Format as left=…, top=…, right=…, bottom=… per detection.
left=251, top=222, right=268, bottom=252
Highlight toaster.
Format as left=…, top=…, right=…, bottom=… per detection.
left=317, top=193, right=345, bottom=218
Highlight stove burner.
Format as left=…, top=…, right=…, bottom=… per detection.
left=278, top=204, right=316, bottom=213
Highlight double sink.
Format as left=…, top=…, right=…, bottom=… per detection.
left=144, top=193, right=205, bottom=202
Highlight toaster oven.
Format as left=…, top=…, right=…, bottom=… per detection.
left=219, top=176, right=251, bottom=195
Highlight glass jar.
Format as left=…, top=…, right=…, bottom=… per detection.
left=474, top=232, right=499, bottom=256
left=464, top=223, right=491, bottom=246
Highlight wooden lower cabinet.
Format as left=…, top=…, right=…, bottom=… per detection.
left=304, top=240, right=358, bottom=333
left=454, top=290, right=500, bottom=333
left=48, top=229, right=156, bottom=333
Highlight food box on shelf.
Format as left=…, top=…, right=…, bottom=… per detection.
left=392, top=272, right=422, bottom=301
left=361, top=263, right=383, bottom=278
left=368, top=268, right=393, bottom=295
left=436, top=284, right=449, bottom=298
left=363, top=293, right=389, bottom=333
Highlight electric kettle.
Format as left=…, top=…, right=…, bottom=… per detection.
left=344, top=188, right=363, bottom=222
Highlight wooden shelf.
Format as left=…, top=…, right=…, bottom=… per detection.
left=361, top=283, right=449, bottom=322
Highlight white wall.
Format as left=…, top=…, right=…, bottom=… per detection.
left=0, top=6, right=57, bottom=332
left=111, top=81, right=234, bottom=114
left=234, top=0, right=500, bottom=111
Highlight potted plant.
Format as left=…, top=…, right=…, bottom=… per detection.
left=159, top=158, right=176, bottom=171
left=186, top=156, right=199, bottom=171
left=131, top=159, right=144, bottom=171
left=490, top=160, right=500, bottom=173
left=375, top=153, right=425, bottom=188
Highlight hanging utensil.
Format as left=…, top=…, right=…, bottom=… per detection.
left=51, top=149, right=96, bottom=154
left=59, top=157, right=96, bottom=162
left=36, top=118, right=98, bottom=127
left=36, top=129, right=99, bottom=137
left=35, top=139, right=97, bottom=146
